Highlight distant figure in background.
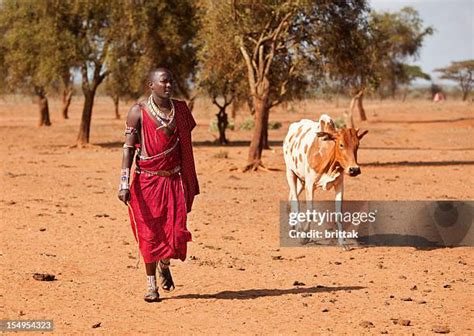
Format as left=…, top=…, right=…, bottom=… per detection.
left=117, top=68, right=199, bottom=302
left=433, top=92, right=446, bottom=102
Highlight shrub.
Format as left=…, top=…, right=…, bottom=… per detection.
left=209, top=118, right=235, bottom=132
left=268, top=121, right=282, bottom=130
left=239, top=117, right=255, bottom=130
left=333, top=117, right=346, bottom=129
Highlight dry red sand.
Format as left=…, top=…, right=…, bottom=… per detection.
left=1, top=96, right=473, bottom=334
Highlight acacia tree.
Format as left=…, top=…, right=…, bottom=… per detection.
left=0, top=1, right=60, bottom=126
left=120, top=1, right=198, bottom=102
left=317, top=2, right=374, bottom=126
left=198, top=1, right=372, bottom=170
left=0, top=0, right=78, bottom=124
left=236, top=2, right=305, bottom=170
left=435, top=60, right=474, bottom=101
left=224, top=1, right=371, bottom=170
left=370, top=7, right=433, bottom=99
left=60, top=69, right=74, bottom=119
left=65, top=1, right=120, bottom=146
left=51, top=1, right=77, bottom=120
left=102, top=0, right=197, bottom=120
left=104, top=64, right=141, bottom=120
left=399, top=64, right=430, bottom=101
left=196, top=0, right=246, bottom=144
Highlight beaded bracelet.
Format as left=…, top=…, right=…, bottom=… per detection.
left=119, top=168, right=130, bottom=191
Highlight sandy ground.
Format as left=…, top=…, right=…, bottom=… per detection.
left=1, top=96, right=473, bottom=335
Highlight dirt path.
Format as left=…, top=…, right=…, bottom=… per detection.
left=1, top=98, right=473, bottom=334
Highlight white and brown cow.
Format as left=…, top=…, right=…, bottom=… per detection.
left=283, top=114, right=368, bottom=249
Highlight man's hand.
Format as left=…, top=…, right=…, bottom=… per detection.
left=118, top=189, right=131, bottom=205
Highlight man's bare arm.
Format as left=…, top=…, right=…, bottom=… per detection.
left=118, top=104, right=141, bottom=205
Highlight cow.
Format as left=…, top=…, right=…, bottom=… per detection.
left=283, top=114, right=368, bottom=250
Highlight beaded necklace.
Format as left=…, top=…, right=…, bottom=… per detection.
left=147, top=95, right=175, bottom=128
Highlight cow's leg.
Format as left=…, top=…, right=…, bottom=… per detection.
left=286, top=168, right=299, bottom=214
left=294, top=177, right=314, bottom=244
left=334, top=177, right=350, bottom=250
left=296, top=178, right=304, bottom=198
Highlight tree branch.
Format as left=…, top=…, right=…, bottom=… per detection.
left=239, top=39, right=256, bottom=95
left=263, top=11, right=293, bottom=78
left=211, top=94, right=223, bottom=109
left=269, top=61, right=298, bottom=108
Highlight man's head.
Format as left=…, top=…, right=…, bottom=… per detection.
left=148, top=68, right=174, bottom=99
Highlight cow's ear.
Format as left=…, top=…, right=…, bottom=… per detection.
left=357, top=129, right=368, bottom=140
left=317, top=131, right=335, bottom=141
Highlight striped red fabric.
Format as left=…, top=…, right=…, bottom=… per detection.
left=173, top=99, right=200, bottom=212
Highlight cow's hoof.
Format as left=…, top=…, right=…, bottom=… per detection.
left=341, top=244, right=351, bottom=251
left=299, top=237, right=310, bottom=245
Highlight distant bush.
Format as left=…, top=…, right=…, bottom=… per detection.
left=238, top=117, right=282, bottom=130
left=268, top=121, right=282, bottom=130
left=209, top=118, right=235, bottom=132
left=333, top=117, right=346, bottom=129
left=239, top=117, right=254, bottom=130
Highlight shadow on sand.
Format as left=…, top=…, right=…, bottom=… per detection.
left=95, top=140, right=284, bottom=148
left=164, top=285, right=365, bottom=301
left=356, top=234, right=445, bottom=249
left=369, top=117, right=474, bottom=124
left=361, top=160, right=474, bottom=167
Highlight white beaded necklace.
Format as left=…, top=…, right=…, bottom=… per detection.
left=148, top=95, right=175, bottom=128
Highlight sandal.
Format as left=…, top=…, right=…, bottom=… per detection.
left=158, top=260, right=175, bottom=292
left=144, top=289, right=160, bottom=302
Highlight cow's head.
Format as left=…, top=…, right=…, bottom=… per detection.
left=317, top=128, right=368, bottom=176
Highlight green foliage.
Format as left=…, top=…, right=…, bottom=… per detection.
left=268, top=121, right=282, bottom=130
left=333, top=117, right=347, bottom=129
left=0, top=1, right=69, bottom=94
left=325, top=6, right=433, bottom=98
left=239, top=117, right=255, bottom=131
left=199, top=1, right=372, bottom=109
left=369, top=7, right=434, bottom=97
left=196, top=0, right=246, bottom=108
left=401, top=64, right=431, bottom=82
left=209, top=118, right=235, bottom=132
left=105, top=1, right=197, bottom=100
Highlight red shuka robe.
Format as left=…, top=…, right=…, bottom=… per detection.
left=128, top=99, right=199, bottom=263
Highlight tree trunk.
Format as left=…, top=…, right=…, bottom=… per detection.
left=216, top=107, right=229, bottom=145
left=462, top=90, right=469, bottom=101
left=38, top=92, right=51, bottom=127
left=61, top=88, right=73, bottom=119
left=245, top=97, right=267, bottom=171
left=246, top=96, right=255, bottom=115
left=113, top=95, right=120, bottom=119
left=76, top=89, right=96, bottom=146
left=401, top=89, right=407, bottom=102
left=262, top=106, right=270, bottom=149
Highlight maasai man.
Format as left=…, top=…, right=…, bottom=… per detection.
left=118, top=68, right=199, bottom=302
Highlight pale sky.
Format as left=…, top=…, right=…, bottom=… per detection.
left=370, top=0, right=474, bottom=85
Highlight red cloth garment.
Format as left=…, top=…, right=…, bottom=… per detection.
left=128, top=100, right=198, bottom=263
left=173, top=100, right=200, bottom=212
